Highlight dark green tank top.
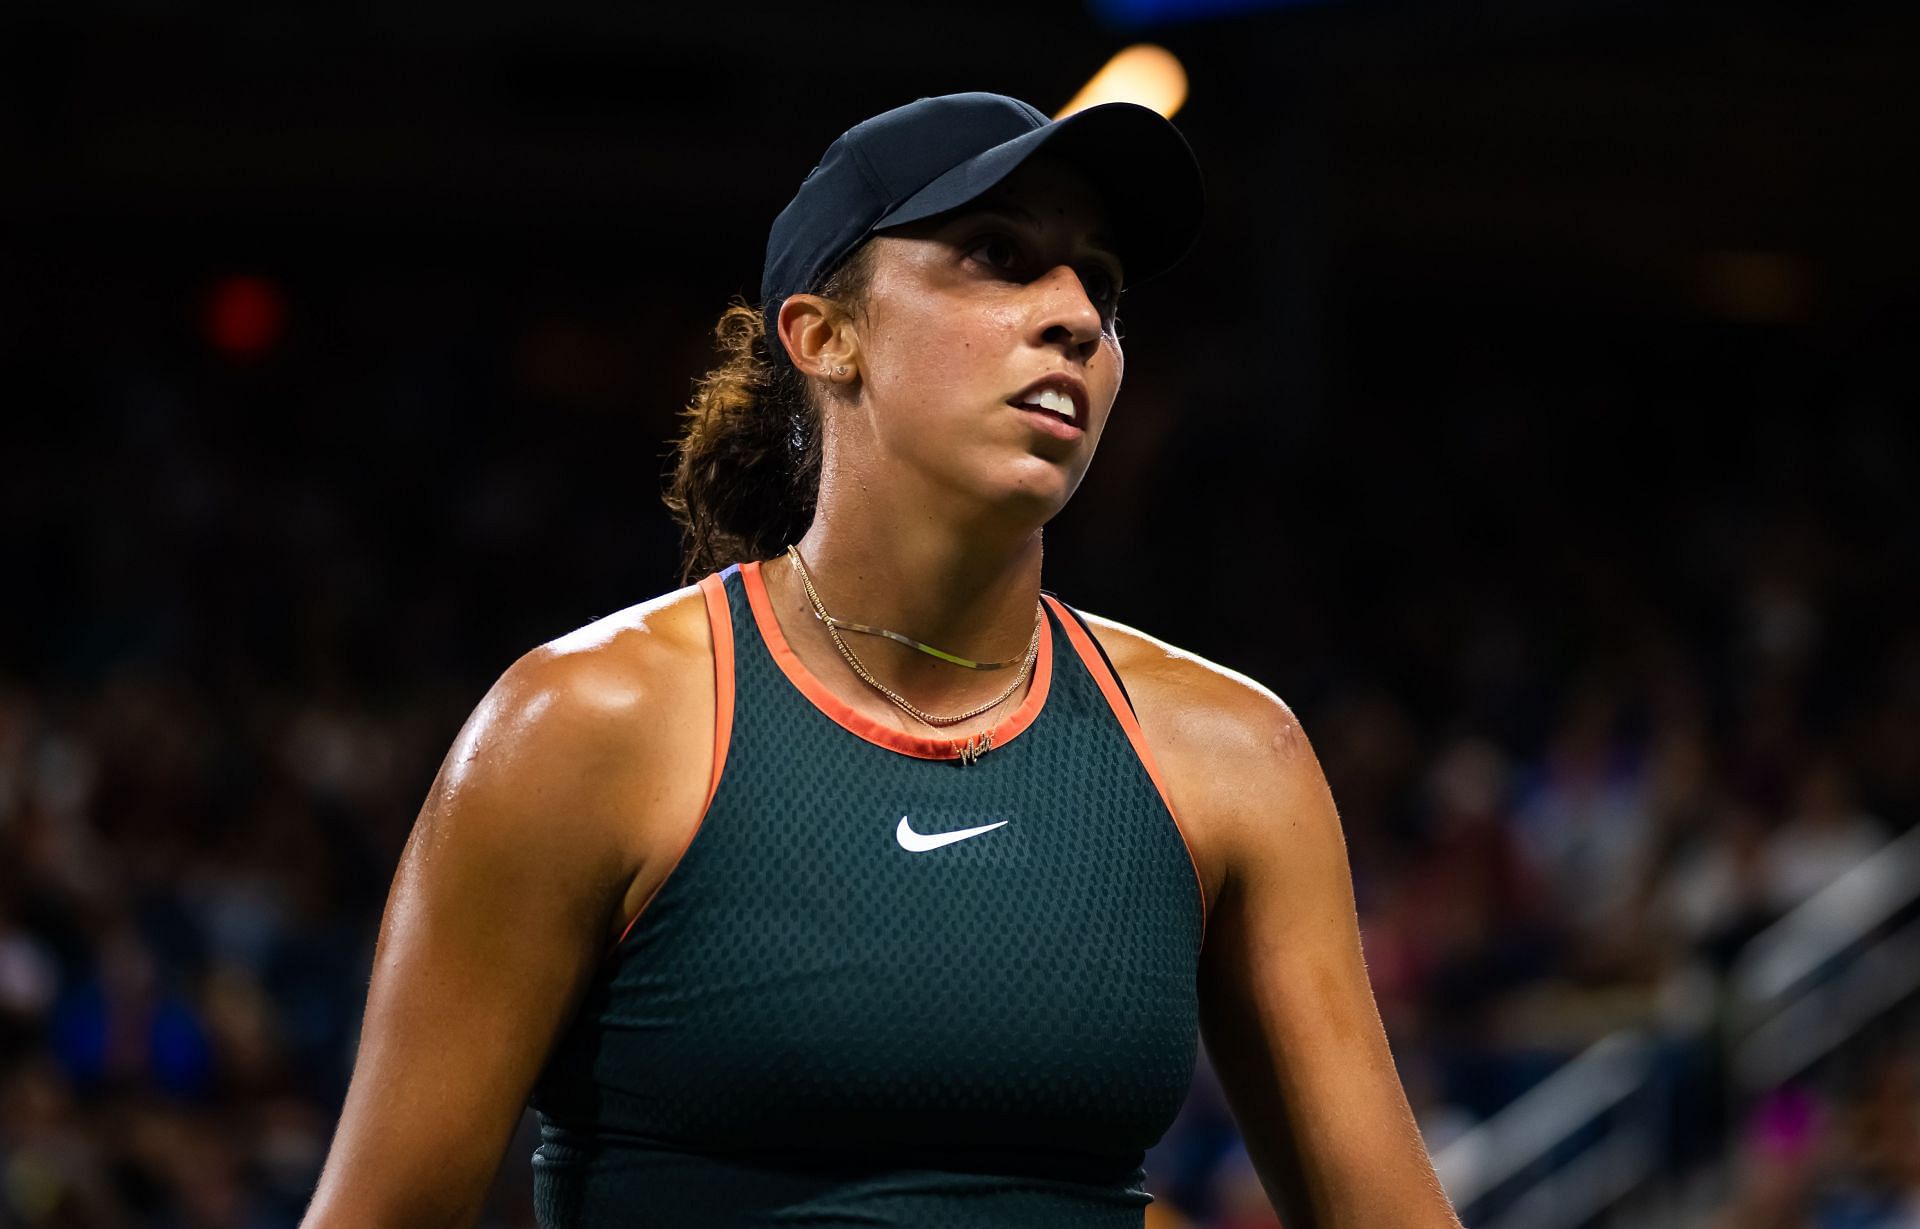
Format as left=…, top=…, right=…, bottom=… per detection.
left=530, top=561, right=1206, bottom=1228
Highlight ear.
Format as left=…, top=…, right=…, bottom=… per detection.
left=776, top=294, right=860, bottom=383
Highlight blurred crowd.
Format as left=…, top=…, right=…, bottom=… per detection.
left=3, top=263, right=1917, bottom=1229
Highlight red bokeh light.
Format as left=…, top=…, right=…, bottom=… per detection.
left=204, top=275, right=287, bottom=359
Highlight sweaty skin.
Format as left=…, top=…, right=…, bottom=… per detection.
left=301, top=159, right=1463, bottom=1229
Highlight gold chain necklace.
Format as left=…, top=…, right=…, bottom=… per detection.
left=785, top=546, right=1040, bottom=762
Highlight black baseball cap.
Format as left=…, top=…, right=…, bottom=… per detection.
left=760, top=91, right=1204, bottom=357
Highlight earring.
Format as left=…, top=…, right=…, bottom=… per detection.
left=834, top=365, right=848, bottom=377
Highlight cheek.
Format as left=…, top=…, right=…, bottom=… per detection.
left=1099, top=337, right=1124, bottom=389
left=1087, top=341, right=1125, bottom=432
left=864, top=296, right=1016, bottom=408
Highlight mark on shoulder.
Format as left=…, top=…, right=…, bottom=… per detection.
left=1072, top=609, right=1335, bottom=904
left=1072, top=608, right=1307, bottom=769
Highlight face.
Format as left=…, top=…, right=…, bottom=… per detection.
left=836, top=158, right=1126, bottom=522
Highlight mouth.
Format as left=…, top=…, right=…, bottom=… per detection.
left=1006, top=376, right=1089, bottom=430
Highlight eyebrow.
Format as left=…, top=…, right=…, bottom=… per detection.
left=965, top=200, right=1124, bottom=272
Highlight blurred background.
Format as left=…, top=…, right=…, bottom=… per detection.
left=3, top=0, right=1918, bottom=1225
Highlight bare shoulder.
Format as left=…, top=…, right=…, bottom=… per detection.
left=1070, top=610, right=1328, bottom=895
left=1071, top=609, right=1310, bottom=772
left=424, top=584, right=715, bottom=908
left=507, top=582, right=714, bottom=732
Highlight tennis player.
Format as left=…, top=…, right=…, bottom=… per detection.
left=301, top=92, right=1462, bottom=1229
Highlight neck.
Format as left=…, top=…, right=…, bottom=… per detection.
left=762, top=482, right=1048, bottom=715
left=790, top=520, right=1044, bottom=656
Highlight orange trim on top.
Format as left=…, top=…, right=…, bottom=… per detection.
left=610, top=571, right=737, bottom=952
left=739, top=559, right=1052, bottom=761
left=1043, top=595, right=1209, bottom=934
left=698, top=571, right=736, bottom=815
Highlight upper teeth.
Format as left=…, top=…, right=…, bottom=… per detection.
left=1028, top=389, right=1076, bottom=420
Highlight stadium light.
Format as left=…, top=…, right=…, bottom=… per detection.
left=1056, top=44, right=1188, bottom=120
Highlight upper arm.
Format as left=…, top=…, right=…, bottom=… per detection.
left=303, top=628, right=705, bottom=1229
left=1189, top=696, right=1458, bottom=1229
left=1094, top=632, right=1458, bottom=1229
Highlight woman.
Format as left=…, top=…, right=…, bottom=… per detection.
left=302, top=92, right=1461, bottom=1228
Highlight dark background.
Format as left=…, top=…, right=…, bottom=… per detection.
left=2, top=2, right=1917, bottom=1226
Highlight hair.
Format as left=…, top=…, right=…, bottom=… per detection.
left=664, top=247, right=877, bottom=584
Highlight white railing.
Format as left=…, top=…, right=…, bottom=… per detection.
left=1432, top=822, right=1920, bottom=1227
left=1433, top=1029, right=1658, bottom=1226
left=1726, top=824, right=1920, bottom=1093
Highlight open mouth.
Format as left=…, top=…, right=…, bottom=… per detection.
left=1007, top=377, right=1087, bottom=428
left=1010, top=387, right=1079, bottom=423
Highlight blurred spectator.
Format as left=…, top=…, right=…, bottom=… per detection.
left=1710, top=1086, right=1823, bottom=1229
left=1762, top=758, right=1889, bottom=916
left=1513, top=686, right=1656, bottom=957
left=1708, top=1054, right=1920, bottom=1229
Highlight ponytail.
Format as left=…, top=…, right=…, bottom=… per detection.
left=664, top=248, right=873, bottom=584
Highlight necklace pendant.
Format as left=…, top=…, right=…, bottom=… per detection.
left=955, top=731, right=993, bottom=766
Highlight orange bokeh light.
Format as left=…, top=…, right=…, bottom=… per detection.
left=1056, top=45, right=1189, bottom=121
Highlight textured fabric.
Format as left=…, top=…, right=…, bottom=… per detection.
left=531, top=565, right=1204, bottom=1228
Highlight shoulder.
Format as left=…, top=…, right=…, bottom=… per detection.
left=431, top=583, right=715, bottom=864
left=1069, top=607, right=1310, bottom=774
left=504, top=582, right=714, bottom=736
left=1065, top=608, right=1329, bottom=894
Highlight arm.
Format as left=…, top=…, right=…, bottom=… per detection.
left=301, top=624, right=706, bottom=1229
left=1192, top=695, right=1460, bottom=1229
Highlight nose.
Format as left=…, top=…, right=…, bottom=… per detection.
left=1032, top=264, right=1106, bottom=361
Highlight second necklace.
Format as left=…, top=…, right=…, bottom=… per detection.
left=785, top=544, right=1042, bottom=733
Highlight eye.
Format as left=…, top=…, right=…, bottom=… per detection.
left=966, top=232, right=1022, bottom=273
left=1078, top=264, right=1123, bottom=315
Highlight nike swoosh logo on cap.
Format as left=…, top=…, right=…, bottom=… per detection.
left=895, top=815, right=1009, bottom=853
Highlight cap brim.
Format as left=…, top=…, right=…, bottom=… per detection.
left=870, top=101, right=1204, bottom=288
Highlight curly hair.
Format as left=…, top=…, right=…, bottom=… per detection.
left=663, top=246, right=877, bottom=584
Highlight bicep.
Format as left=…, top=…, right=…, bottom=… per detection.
left=1195, top=712, right=1458, bottom=1229
left=303, top=666, right=640, bottom=1229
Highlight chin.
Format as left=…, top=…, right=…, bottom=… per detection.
left=913, top=439, right=1089, bottom=526
left=987, top=461, right=1084, bottom=522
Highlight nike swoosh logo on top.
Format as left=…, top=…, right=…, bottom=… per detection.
left=895, top=815, right=1009, bottom=853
